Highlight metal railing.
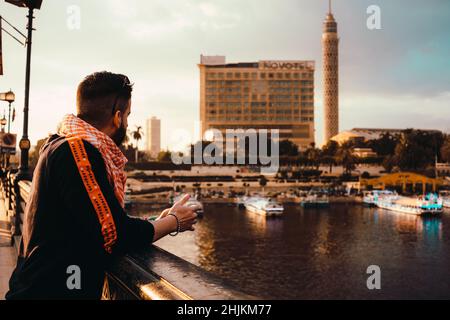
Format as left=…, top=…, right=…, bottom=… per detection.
left=0, top=170, right=254, bottom=300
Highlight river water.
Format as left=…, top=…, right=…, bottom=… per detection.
left=130, top=203, right=450, bottom=299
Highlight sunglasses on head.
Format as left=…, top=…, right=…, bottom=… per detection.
left=111, top=76, right=132, bottom=115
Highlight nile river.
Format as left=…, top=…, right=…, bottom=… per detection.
left=130, top=203, right=450, bottom=299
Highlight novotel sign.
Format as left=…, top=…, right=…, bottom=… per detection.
left=259, top=60, right=315, bottom=70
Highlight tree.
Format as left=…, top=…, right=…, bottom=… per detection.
left=368, top=132, right=397, bottom=156
left=304, top=142, right=321, bottom=169
left=279, top=139, right=299, bottom=157
left=259, top=176, right=268, bottom=194
left=382, top=155, right=394, bottom=173
left=131, top=126, right=143, bottom=162
left=157, top=150, right=173, bottom=162
left=336, top=146, right=356, bottom=176
left=394, top=129, right=440, bottom=171
left=321, top=140, right=339, bottom=173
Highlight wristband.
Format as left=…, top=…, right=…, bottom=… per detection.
left=167, top=213, right=180, bottom=236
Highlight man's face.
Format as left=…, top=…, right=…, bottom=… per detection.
left=111, top=100, right=131, bottom=147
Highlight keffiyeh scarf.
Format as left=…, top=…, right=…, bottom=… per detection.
left=57, top=114, right=128, bottom=208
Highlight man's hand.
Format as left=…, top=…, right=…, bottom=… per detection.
left=159, top=194, right=199, bottom=231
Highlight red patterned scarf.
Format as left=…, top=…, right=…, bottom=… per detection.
left=57, top=114, right=128, bottom=208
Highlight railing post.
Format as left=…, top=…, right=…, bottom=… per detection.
left=13, top=175, right=22, bottom=237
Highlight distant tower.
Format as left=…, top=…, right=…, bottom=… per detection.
left=322, top=0, right=339, bottom=142
left=146, top=116, right=161, bottom=158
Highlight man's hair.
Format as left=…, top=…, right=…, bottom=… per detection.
left=76, top=71, right=133, bottom=128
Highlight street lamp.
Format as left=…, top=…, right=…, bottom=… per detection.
left=5, top=0, right=43, bottom=180
left=0, top=90, right=15, bottom=133
left=0, top=116, right=6, bottom=131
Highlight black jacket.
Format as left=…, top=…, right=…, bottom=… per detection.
left=6, top=134, right=154, bottom=299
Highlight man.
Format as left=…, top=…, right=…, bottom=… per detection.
left=6, top=71, right=198, bottom=299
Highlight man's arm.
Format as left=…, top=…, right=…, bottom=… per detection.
left=50, top=140, right=164, bottom=253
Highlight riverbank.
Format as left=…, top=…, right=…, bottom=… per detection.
left=130, top=194, right=362, bottom=205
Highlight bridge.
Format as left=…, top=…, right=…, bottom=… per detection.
left=0, top=170, right=253, bottom=300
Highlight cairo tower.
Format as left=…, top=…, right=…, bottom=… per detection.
left=322, top=1, right=339, bottom=143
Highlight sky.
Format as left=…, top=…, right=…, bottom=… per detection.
left=0, top=0, right=449, bottom=150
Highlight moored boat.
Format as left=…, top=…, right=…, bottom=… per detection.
left=439, top=191, right=450, bottom=208
left=362, top=190, right=396, bottom=207
left=300, top=193, right=329, bottom=208
left=244, top=196, right=284, bottom=217
left=376, top=193, right=443, bottom=216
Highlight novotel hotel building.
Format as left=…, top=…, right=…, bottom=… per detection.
left=198, top=55, right=315, bottom=150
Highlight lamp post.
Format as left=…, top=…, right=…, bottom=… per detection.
left=0, top=91, right=15, bottom=169
left=5, top=0, right=43, bottom=180
left=0, top=90, right=15, bottom=133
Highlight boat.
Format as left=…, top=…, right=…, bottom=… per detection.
left=439, top=191, right=450, bottom=208
left=376, top=193, right=443, bottom=216
left=244, top=196, right=284, bottom=217
left=300, top=192, right=329, bottom=208
left=362, top=190, right=396, bottom=207
left=235, top=196, right=249, bottom=208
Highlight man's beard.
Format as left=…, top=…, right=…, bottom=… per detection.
left=111, top=122, right=127, bottom=147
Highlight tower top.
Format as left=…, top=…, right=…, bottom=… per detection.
left=323, top=0, right=337, bottom=32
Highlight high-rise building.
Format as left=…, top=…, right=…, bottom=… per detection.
left=146, top=116, right=161, bottom=158
left=322, top=0, right=339, bottom=143
left=198, top=55, right=315, bottom=150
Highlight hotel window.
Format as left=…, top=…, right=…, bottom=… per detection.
left=268, top=73, right=274, bottom=79
left=251, top=73, right=257, bottom=79
left=226, top=72, right=233, bottom=78
left=218, top=73, right=224, bottom=79
left=235, top=72, right=241, bottom=78
left=277, top=73, right=283, bottom=79
left=243, top=73, right=249, bottom=79
left=260, top=73, right=266, bottom=79
left=285, top=73, right=291, bottom=79
left=294, top=73, right=299, bottom=79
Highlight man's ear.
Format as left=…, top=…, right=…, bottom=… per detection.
left=113, top=110, right=122, bottom=128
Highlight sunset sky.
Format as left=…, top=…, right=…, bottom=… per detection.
left=1, top=0, right=449, bottom=150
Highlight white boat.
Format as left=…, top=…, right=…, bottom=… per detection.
left=439, top=191, right=450, bottom=208
left=376, top=193, right=443, bottom=216
left=235, top=196, right=249, bottom=208
left=244, top=197, right=284, bottom=217
left=362, top=190, right=396, bottom=207
left=300, top=193, right=329, bottom=208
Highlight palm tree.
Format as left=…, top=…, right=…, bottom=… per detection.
left=131, top=126, right=143, bottom=162
left=336, top=146, right=356, bottom=176
left=259, top=176, right=268, bottom=195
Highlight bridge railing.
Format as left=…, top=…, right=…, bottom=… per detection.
left=0, top=170, right=254, bottom=300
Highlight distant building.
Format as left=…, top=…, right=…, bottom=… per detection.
left=146, top=116, right=161, bottom=158
left=352, top=148, right=377, bottom=158
left=436, top=163, right=450, bottom=177
left=330, top=128, right=442, bottom=145
left=198, top=55, right=315, bottom=150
